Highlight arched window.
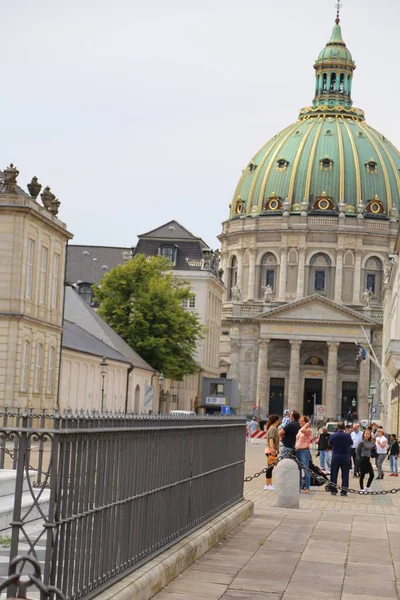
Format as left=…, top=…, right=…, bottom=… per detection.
left=309, top=253, right=332, bottom=296
left=330, top=72, right=336, bottom=92
left=339, top=73, right=345, bottom=94
left=322, top=73, right=327, bottom=93
left=78, top=283, right=93, bottom=305
left=134, top=384, right=140, bottom=413
left=364, top=256, right=382, bottom=300
left=260, top=253, right=277, bottom=295
left=229, top=256, right=238, bottom=299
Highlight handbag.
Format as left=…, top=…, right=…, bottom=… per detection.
left=371, top=446, right=377, bottom=459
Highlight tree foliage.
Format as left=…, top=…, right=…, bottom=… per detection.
left=93, top=254, right=205, bottom=379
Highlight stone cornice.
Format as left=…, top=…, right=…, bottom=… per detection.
left=0, top=204, right=73, bottom=240
left=0, top=312, right=63, bottom=332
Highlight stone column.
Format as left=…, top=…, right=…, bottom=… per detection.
left=230, top=341, right=240, bottom=380
left=279, top=249, right=287, bottom=301
left=296, top=249, right=306, bottom=300
left=256, top=339, right=270, bottom=415
left=352, top=251, right=362, bottom=305
left=247, top=251, right=256, bottom=301
left=334, top=251, right=343, bottom=303
left=326, top=342, right=339, bottom=419
left=358, top=354, right=369, bottom=420
left=288, top=340, right=302, bottom=411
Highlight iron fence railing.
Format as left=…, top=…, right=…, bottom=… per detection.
left=0, top=409, right=246, bottom=600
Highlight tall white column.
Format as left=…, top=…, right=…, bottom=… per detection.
left=358, top=354, right=369, bottom=420
left=256, top=339, right=270, bottom=415
left=248, top=251, right=256, bottom=301
left=326, top=342, right=339, bottom=419
left=352, top=251, right=362, bottom=305
left=296, top=249, right=306, bottom=300
left=288, top=340, right=302, bottom=412
left=334, top=251, right=343, bottom=303
left=279, top=249, right=287, bottom=301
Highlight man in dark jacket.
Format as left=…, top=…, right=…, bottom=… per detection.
left=328, top=422, right=352, bottom=496
left=318, top=426, right=331, bottom=473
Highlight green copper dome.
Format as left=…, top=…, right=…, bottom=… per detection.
left=230, top=19, right=400, bottom=220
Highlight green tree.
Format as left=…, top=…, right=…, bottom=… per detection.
left=93, top=254, right=204, bottom=379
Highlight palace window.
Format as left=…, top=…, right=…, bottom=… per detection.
left=229, top=256, right=238, bottom=299
left=52, top=254, right=60, bottom=308
left=26, top=239, right=35, bottom=300
left=366, top=273, right=376, bottom=294
left=365, top=256, right=382, bottom=300
left=182, top=295, right=196, bottom=309
left=266, top=269, right=275, bottom=289
left=34, top=343, right=43, bottom=394
left=39, top=247, right=48, bottom=304
left=47, top=346, right=55, bottom=394
left=20, top=340, right=30, bottom=393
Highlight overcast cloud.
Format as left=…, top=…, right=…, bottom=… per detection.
left=1, top=0, right=399, bottom=249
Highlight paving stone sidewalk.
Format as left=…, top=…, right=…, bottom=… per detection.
left=154, top=444, right=400, bottom=599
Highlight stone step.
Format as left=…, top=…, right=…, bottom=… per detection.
left=0, top=488, right=51, bottom=532
left=0, top=469, right=36, bottom=498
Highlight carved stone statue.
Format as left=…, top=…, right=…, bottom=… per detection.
left=263, top=285, right=273, bottom=304
left=4, top=163, right=19, bottom=193
left=282, top=199, right=290, bottom=217
left=357, top=200, right=365, bottom=218
left=231, top=284, right=242, bottom=303
left=362, top=288, right=373, bottom=308
left=338, top=201, right=346, bottom=217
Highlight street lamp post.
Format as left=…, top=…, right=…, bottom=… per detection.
left=368, top=379, right=377, bottom=424
left=100, top=356, right=108, bottom=412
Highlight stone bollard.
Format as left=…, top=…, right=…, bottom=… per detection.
left=275, top=458, right=299, bottom=508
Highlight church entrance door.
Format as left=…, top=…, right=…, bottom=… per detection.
left=269, top=378, right=284, bottom=415
left=303, top=378, right=322, bottom=417
left=342, top=381, right=358, bottom=421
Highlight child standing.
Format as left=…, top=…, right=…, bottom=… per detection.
left=389, top=434, right=399, bottom=477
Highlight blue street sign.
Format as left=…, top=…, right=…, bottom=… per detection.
left=221, top=406, right=231, bottom=415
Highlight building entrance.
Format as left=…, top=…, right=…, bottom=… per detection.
left=342, top=381, right=358, bottom=421
left=303, top=378, right=322, bottom=417
left=269, top=378, right=285, bottom=415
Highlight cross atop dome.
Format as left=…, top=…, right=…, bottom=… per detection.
left=335, top=2, right=342, bottom=25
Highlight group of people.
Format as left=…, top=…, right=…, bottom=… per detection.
left=262, top=410, right=399, bottom=495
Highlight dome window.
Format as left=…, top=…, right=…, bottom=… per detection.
left=248, top=161, right=257, bottom=173
left=357, top=131, right=364, bottom=138
left=234, top=197, right=245, bottom=215
left=320, top=157, right=333, bottom=171
left=366, top=195, right=385, bottom=215
left=264, top=192, right=283, bottom=212
left=312, top=191, right=335, bottom=211
left=324, top=129, right=333, bottom=136
left=294, top=130, right=302, bottom=136
left=366, top=160, right=378, bottom=174
left=276, top=159, right=289, bottom=171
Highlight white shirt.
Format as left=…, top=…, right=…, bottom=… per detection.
left=376, top=434, right=388, bottom=454
left=249, top=421, right=258, bottom=434
left=350, top=430, right=363, bottom=449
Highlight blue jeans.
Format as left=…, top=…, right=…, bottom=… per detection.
left=281, top=446, right=295, bottom=458
left=319, top=450, right=331, bottom=470
left=296, top=449, right=311, bottom=490
left=390, top=455, right=398, bottom=474
left=330, top=455, right=350, bottom=495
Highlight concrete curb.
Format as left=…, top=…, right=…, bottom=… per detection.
left=95, top=499, right=254, bottom=600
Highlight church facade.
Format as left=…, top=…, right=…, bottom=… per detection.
left=219, top=14, right=400, bottom=421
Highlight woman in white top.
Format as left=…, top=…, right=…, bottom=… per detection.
left=375, top=428, right=388, bottom=480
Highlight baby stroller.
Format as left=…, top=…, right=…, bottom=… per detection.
left=309, top=458, right=330, bottom=487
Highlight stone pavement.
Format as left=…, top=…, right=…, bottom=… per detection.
left=154, top=443, right=400, bottom=599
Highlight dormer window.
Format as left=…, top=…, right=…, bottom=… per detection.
left=264, top=192, right=283, bottom=211
left=312, top=191, right=335, bottom=211
left=320, top=157, right=333, bottom=171
left=248, top=162, right=257, bottom=172
left=366, top=195, right=385, bottom=215
left=366, top=160, right=378, bottom=174
left=276, top=159, right=289, bottom=171
left=159, top=245, right=177, bottom=265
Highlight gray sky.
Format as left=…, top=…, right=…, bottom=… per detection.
left=2, top=0, right=399, bottom=249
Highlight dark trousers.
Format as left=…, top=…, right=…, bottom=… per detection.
left=350, top=448, right=359, bottom=475
left=359, top=456, right=374, bottom=489
left=330, top=455, right=350, bottom=495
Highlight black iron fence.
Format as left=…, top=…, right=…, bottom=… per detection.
left=0, top=409, right=246, bottom=600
